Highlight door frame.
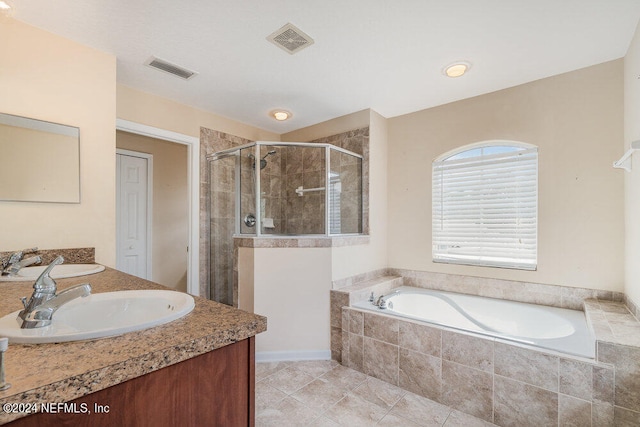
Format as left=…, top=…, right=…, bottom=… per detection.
left=116, top=149, right=154, bottom=280
left=116, top=119, right=200, bottom=296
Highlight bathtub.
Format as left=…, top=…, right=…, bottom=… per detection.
left=352, top=286, right=595, bottom=358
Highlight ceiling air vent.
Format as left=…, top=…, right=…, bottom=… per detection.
left=144, top=57, right=198, bottom=80
left=267, top=23, right=314, bottom=55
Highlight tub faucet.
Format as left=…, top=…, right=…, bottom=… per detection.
left=375, top=295, right=387, bottom=310
left=17, top=256, right=92, bottom=329
left=2, top=247, right=39, bottom=275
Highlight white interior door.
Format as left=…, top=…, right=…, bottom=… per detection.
left=116, top=151, right=152, bottom=279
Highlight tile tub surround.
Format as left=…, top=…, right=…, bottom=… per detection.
left=330, top=274, right=403, bottom=362
left=0, top=267, right=267, bottom=425
left=387, top=268, right=625, bottom=311
left=340, top=304, right=640, bottom=426
left=330, top=268, right=630, bottom=363
left=329, top=269, right=640, bottom=424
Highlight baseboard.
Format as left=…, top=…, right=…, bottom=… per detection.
left=255, top=350, right=332, bottom=362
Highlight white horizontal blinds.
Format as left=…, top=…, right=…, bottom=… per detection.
left=432, top=145, right=538, bottom=270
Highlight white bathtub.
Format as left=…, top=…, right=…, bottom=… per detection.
left=352, top=286, right=595, bottom=358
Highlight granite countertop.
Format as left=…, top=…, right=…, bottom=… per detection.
left=0, top=267, right=267, bottom=424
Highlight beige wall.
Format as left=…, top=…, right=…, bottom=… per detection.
left=282, top=109, right=370, bottom=142
left=117, top=85, right=279, bottom=141
left=282, top=109, right=389, bottom=281
left=116, top=131, right=189, bottom=292
left=0, top=19, right=116, bottom=265
left=331, top=110, right=389, bottom=280
left=238, top=247, right=254, bottom=313
left=247, top=110, right=389, bottom=356
left=624, top=23, right=640, bottom=307
left=388, top=60, right=625, bottom=291
left=252, top=247, right=332, bottom=356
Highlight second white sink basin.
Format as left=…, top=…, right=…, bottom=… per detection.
left=0, top=290, right=195, bottom=344
left=0, top=264, right=105, bottom=282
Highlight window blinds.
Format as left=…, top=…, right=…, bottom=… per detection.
left=432, top=146, right=538, bottom=270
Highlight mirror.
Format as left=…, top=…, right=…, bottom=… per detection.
left=0, top=112, right=80, bottom=203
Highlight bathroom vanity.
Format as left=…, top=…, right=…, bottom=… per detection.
left=0, top=267, right=266, bottom=426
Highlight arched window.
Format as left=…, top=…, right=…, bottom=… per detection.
left=432, top=141, right=538, bottom=270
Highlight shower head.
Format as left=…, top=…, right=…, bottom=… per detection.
left=255, top=149, right=277, bottom=170
left=261, top=150, right=277, bottom=160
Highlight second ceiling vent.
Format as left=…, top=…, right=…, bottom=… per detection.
left=267, top=23, right=314, bottom=55
left=144, top=57, right=198, bottom=80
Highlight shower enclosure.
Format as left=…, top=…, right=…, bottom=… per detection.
left=208, top=141, right=363, bottom=305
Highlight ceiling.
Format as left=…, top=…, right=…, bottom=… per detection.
left=10, top=0, right=640, bottom=134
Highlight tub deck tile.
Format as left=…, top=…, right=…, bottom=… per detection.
left=494, top=375, right=558, bottom=427
left=399, top=348, right=442, bottom=401
left=442, top=330, right=493, bottom=373
left=441, top=360, right=493, bottom=422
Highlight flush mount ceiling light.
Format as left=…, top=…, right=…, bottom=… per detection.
left=0, top=0, right=13, bottom=15
left=444, top=62, right=471, bottom=78
left=270, top=110, right=292, bottom=121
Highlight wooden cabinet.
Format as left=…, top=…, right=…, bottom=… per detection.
left=7, top=337, right=255, bottom=427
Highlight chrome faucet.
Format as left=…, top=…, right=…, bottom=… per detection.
left=2, top=247, right=40, bottom=276
left=375, top=295, right=387, bottom=309
left=17, top=256, right=91, bottom=329
left=3, top=255, right=42, bottom=276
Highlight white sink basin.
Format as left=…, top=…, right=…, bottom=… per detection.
left=0, top=290, right=195, bottom=344
left=0, top=264, right=105, bottom=281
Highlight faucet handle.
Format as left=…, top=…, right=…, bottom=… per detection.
left=33, top=255, right=64, bottom=292
left=7, top=252, right=23, bottom=266
left=20, top=297, right=28, bottom=309
left=7, top=248, right=38, bottom=265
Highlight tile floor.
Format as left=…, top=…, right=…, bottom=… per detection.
left=256, top=360, right=496, bottom=426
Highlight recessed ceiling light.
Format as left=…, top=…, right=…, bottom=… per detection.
left=0, top=1, right=12, bottom=11
left=271, top=110, right=292, bottom=121
left=444, top=62, right=471, bottom=78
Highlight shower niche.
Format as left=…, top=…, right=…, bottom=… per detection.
left=208, top=141, right=363, bottom=305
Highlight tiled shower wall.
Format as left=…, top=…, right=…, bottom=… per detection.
left=200, top=128, right=253, bottom=301
left=307, top=127, right=369, bottom=235
left=280, top=146, right=326, bottom=234
left=200, top=126, right=370, bottom=304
